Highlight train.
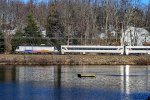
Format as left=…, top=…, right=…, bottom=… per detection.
left=15, top=45, right=150, bottom=55
left=15, top=46, right=58, bottom=54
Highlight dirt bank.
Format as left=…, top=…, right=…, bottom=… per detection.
left=0, top=54, right=149, bottom=65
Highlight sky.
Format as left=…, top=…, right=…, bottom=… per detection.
left=141, top=0, right=149, bottom=5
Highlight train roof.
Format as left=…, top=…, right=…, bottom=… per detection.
left=18, top=46, right=55, bottom=47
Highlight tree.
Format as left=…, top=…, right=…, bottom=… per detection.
left=24, top=14, right=42, bottom=45
left=46, top=4, right=64, bottom=47
left=12, top=30, right=24, bottom=51
left=0, top=31, right=4, bottom=53
left=24, top=14, right=41, bottom=37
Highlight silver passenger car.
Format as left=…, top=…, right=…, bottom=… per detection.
left=61, top=45, right=124, bottom=55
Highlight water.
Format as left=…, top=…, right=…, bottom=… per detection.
left=0, top=65, right=150, bottom=100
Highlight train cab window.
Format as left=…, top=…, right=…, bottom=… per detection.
left=16, top=46, right=19, bottom=49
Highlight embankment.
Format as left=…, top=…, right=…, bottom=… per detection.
left=0, top=54, right=149, bottom=65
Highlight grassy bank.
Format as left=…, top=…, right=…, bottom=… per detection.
left=0, top=54, right=149, bottom=65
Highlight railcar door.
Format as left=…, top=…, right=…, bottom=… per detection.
left=123, top=45, right=126, bottom=55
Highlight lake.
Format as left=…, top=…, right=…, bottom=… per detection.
left=0, top=65, right=150, bottom=100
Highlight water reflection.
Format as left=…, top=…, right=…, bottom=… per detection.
left=54, top=65, right=61, bottom=88
left=16, top=67, right=54, bottom=82
left=0, top=65, right=150, bottom=100
left=0, top=66, right=16, bottom=82
left=54, top=66, right=62, bottom=100
left=120, top=65, right=130, bottom=94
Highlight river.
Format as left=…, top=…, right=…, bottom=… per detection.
left=0, top=65, right=150, bottom=100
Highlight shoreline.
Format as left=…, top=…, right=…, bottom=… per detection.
left=0, top=54, right=149, bottom=65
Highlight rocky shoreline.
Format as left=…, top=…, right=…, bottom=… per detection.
left=0, top=54, right=149, bottom=65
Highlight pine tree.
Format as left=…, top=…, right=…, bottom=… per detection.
left=46, top=4, right=64, bottom=47
left=24, top=14, right=42, bottom=45
left=24, top=14, right=41, bottom=37
left=12, top=30, right=24, bottom=51
left=0, top=31, right=4, bottom=53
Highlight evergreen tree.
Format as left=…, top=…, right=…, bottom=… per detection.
left=24, top=14, right=42, bottom=45
left=24, top=14, right=41, bottom=37
left=0, top=31, right=4, bottom=53
left=12, top=30, right=25, bottom=51
left=46, top=4, right=64, bottom=47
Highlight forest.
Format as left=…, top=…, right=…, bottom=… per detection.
left=0, top=0, right=150, bottom=53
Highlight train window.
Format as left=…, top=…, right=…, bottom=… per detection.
left=67, top=47, right=80, bottom=50
left=131, top=48, right=150, bottom=50
left=77, top=48, right=80, bottom=50
left=131, top=48, right=138, bottom=50
left=83, top=48, right=95, bottom=50
left=91, top=48, right=117, bottom=50
left=62, top=47, right=66, bottom=50
left=66, top=47, right=121, bottom=50
left=67, top=48, right=72, bottom=50
left=76, top=48, right=80, bottom=50
left=85, top=48, right=91, bottom=50
left=78, top=48, right=82, bottom=50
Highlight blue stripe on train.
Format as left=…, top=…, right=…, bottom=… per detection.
left=24, top=50, right=32, bottom=53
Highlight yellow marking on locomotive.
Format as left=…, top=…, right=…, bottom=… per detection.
left=41, top=50, right=49, bottom=52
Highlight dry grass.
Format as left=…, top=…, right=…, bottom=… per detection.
left=133, top=55, right=150, bottom=65
left=0, top=54, right=149, bottom=65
